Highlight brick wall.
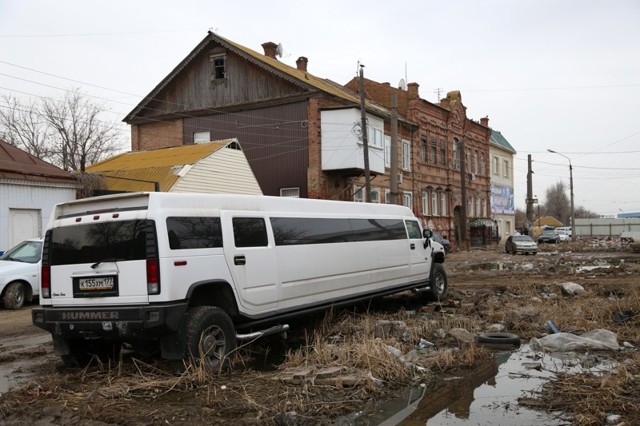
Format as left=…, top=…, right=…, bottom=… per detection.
left=130, top=120, right=184, bottom=151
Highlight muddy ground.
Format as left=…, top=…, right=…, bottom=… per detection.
left=0, top=240, right=639, bottom=425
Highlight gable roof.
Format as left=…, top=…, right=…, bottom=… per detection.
left=0, top=139, right=76, bottom=184
left=124, top=31, right=387, bottom=123
left=490, top=130, right=516, bottom=154
left=86, top=139, right=239, bottom=192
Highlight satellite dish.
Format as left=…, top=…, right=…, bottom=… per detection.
left=398, top=79, right=407, bottom=90
left=275, top=43, right=284, bottom=58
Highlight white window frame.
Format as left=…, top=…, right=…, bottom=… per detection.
left=493, top=156, right=500, bottom=175
left=440, top=191, right=447, bottom=216
left=384, top=135, right=391, bottom=168
left=370, top=188, right=380, bottom=203
left=402, top=139, right=411, bottom=171
left=353, top=186, right=364, bottom=202
left=503, top=159, right=510, bottom=178
left=367, top=126, right=384, bottom=149
left=385, top=189, right=391, bottom=204
left=193, top=131, right=211, bottom=144
left=422, top=191, right=430, bottom=215
left=280, top=187, right=300, bottom=197
left=431, top=191, right=438, bottom=216
left=403, top=191, right=413, bottom=209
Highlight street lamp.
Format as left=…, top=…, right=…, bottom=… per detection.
left=547, top=149, right=575, bottom=242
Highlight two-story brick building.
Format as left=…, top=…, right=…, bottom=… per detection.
left=123, top=32, right=496, bottom=250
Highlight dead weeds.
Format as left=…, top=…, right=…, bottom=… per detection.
left=1, top=246, right=639, bottom=424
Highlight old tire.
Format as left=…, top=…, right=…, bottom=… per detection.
left=425, top=263, right=448, bottom=302
left=477, top=332, right=521, bottom=346
left=183, top=306, right=236, bottom=372
left=3, top=282, right=26, bottom=310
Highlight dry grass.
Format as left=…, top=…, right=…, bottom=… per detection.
left=530, top=352, right=640, bottom=425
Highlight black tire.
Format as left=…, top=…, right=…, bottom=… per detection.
left=183, top=306, right=236, bottom=372
left=477, top=332, right=521, bottom=346
left=3, top=282, right=26, bottom=310
left=425, top=263, right=448, bottom=302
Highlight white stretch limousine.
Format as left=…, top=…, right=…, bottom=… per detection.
left=32, top=192, right=447, bottom=369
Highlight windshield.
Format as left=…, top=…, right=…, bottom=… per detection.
left=0, top=240, right=43, bottom=263
left=48, top=220, right=151, bottom=266
left=513, top=236, right=534, bottom=242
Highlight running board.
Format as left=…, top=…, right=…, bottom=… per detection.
left=236, top=324, right=290, bottom=342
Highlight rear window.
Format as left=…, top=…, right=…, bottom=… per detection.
left=48, top=220, right=152, bottom=266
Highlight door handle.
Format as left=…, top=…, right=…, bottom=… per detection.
left=234, top=255, right=246, bottom=266
left=410, top=243, right=415, bottom=250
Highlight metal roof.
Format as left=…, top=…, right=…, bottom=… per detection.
left=85, top=140, right=234, bottom=192
left=490, top=130, right=516, bottom=154
left=124, top=32, right=388, bottom=123
left=0, top=139, right=76, bottom=184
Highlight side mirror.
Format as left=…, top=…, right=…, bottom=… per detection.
left=423, top=229, right=432, bottom=249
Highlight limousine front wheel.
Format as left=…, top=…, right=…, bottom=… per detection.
left=184, top=306, right=236, bottom=372
left=426, top=264, right=448, bottom=302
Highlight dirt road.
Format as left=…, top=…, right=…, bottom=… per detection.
left=0, top=242, right=638, bottom=424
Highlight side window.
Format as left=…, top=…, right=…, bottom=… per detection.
left=405, top=220, right=422, bottom=239
left=233, top=218, right=268, bottom=247
left=166, top=217, right=222, bottom=249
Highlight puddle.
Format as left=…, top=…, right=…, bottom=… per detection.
left=360, top=345, right=617, bottom=425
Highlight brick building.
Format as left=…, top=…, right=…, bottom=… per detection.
left=123, top=32, right=496, bottom=249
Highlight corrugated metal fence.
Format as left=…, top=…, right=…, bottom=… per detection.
left=575, top=218, right=640, bottom=237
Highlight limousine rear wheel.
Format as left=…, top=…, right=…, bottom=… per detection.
left=426, top=263, right=448, bottom=302
left=184, top=306, right=236, bottom=372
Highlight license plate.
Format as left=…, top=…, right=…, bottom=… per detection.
left=78, top=276, right=115, bottom=291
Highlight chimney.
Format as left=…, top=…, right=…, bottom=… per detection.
left=407, top=82, right=419, bottom=99
left=480, top=116, right=489, bottom=127
left=296, top=56, right=308, bottom=71
left=262, top=42, right=278, bottom=59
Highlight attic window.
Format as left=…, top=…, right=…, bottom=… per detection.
left=210, top=54, right=226, bottom=81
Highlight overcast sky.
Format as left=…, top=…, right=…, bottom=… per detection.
left=1, top=0, right=639, bottom=216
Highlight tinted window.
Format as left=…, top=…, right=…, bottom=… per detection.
left=271, top=217, right=351, bottom=245
left=166, top=217, right=222, bottom=249
left=233, top=218, right=268, bottom=247
left=350, top=219, right=407, bottom=241
left=49, top=220, right=150, bottom=266
left=270, top=217, right=407, bottom=246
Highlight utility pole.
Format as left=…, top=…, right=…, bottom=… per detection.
left=459, top=139, right=468, bottom=250
left=526, top=154, right=535, bottom=232
left=390, top=92, right=399, bottom=204
left=358, top=64, right=371, bottom=202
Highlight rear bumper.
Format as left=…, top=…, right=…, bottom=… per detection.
left=32, top=302, right=189, bottom=340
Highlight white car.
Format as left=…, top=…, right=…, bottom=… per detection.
left=0, top=238, right=43, bottom=309
left=556, top=228, right=571, bottom=242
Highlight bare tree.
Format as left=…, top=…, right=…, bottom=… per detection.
left=0, top=89, right=123, bottom=172
left=41, top=89, right=122, bottom=172
left=545, top=181, right=571, bottom=224
left=575, top=206, right=600, bottom=219
left=0, top=94, right=52, bottom=159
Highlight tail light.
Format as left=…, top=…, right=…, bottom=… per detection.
left=41, top=265, right=51, bottom=298
left=146, top=258, right=160, bottom=295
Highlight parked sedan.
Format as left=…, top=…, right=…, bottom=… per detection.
left=0, top=238, right=42, bottom=309
left=538, top=229, right=560, bottom=244
left=505, top=235, right=538, bottom=255
left=431, top=232, right=451, bottom=254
